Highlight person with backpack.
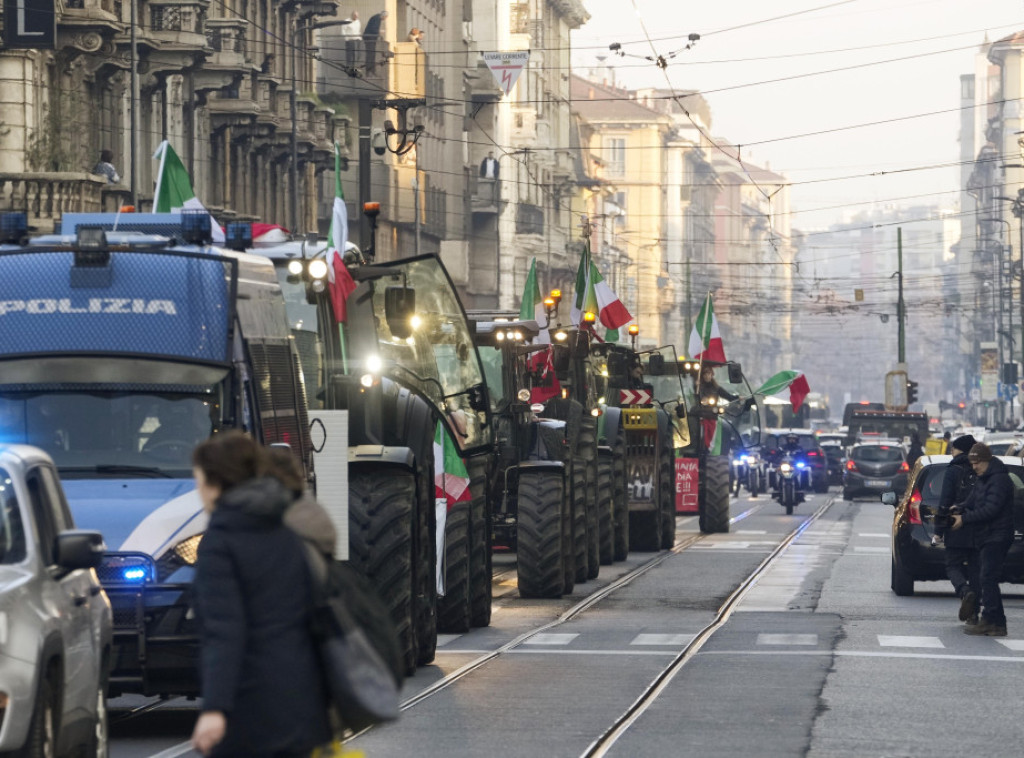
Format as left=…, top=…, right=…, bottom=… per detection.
left=935, top=434, right=979, bottom=622
left=190, top=432, right=332, bottom=757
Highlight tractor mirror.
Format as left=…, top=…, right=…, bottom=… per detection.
left=384, top=286, right=416, bottom=339
left=606, top=351, right=627, bottom=379
left=727, top=363, right=743, bottom=384
left=648, top=354, right=665, bottom=375
left=551, top=344, right=571, bottom=373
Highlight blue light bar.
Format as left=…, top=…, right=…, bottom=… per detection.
left=225, top=222, right=253, bottom=251
left=0, top=212, right=28, bottom=244
left=181, top=210, right=212, bottom=245
left=122, top=567, right=147, bottom=582
left=796, top=461, right=807, bottom=469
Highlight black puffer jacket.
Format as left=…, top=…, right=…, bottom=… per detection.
left=194, top=477, right=332, bottom=757
left=961, top=457, right=1016, bottom=545
left=937, top=453, right=975, bottom=548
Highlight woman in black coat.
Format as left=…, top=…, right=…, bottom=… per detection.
left=190, top=432, right=332, bottom=757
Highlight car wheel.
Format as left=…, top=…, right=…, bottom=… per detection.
left=842, top=489, right=853, bottom=501
left=891, top=554, right=915, bottom=596
left=17, top=676, right=56, bottom=758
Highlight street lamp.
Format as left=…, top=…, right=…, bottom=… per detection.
left=289, top=6, right=343, bottom=234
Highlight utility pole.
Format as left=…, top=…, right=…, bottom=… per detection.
left=897, top=227, right=905, bottom=365
left=130, top=0, right=139, bottom=206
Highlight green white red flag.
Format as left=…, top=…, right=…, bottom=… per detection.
left=571, top=240, right=631, bottom=333
left=326, top=143, right=357, bottom=323
left=519, top=258, right=550, bottom=342
left=434, top=421, right=471, bottom=508
left=755, top=370, right=811, bottom=413
left=152, top=140, right=225, bottom=243
left=688, top=292, right=726, bottom=362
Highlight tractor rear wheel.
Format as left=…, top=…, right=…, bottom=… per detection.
left=598, top=455, right=615, bottom=564
left=699, top=455, right=731, bottom=534
left=517, top=470, right=567, bottom=598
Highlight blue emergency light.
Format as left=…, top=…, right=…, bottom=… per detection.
left=122, top=567, right=147, bottom=582
left=225, top=222, right=253, bottom=251
left=181, top=210, right=213, bottom=245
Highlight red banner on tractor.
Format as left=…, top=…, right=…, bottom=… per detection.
left=676, top=457, right=699, bottom=513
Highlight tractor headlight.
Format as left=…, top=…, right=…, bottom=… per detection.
left=287, top=259, right=304, bottom=276
left=517, top=389, right=531, bottom=402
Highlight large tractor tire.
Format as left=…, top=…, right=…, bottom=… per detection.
left=348, top=467, right=417, bottom=675
left=699, top=455, right=731, bottom=534
left=585, top=455, right=600, bottom=579
left=466, top=456, right=492, bottom=627
left=630, top=505, right=663, bottom=551
left=612, top=438, right=629, bottom=561
left=659, top=442, right=676, bottom=550
left=517, top=470, right=567, bottom=598
left=571, top=462, right=590, bottom=583
left=413, top=460, right=437, bottom=667
left=561, top=471, right=575, bottom=595
left=598, top=455, right=615, bottom=565
left=436, top=499, right=471, bottom=633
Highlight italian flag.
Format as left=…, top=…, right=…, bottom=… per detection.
left=519, top=258, right=550, bottom=342
left=326, top=143, right=357, bottom=323
left=152, top=140, right=225, bottom=243
left=704, top=418, right=724, bottom=454
left=756, top=370, right=811, bottom=413
left=571, top=241, right=632, bottom=337
left=434, top=421, right=472, bottom=596
left=688, top=292, right=726, bottom=362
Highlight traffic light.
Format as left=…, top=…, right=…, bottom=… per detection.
left=1003, top=362, right=1019, bottom=385
left=906, top=379, right=919, bottom=405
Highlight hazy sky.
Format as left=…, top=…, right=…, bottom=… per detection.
left=571, top=0, right=1024, bottom=231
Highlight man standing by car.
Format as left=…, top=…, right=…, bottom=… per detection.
left=952, top=442, right=1015, bottom=636
left=936, top=434, right=978, bottom=621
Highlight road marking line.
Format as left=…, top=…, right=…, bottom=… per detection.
left=522, top=632, right=578, bottom=645
left=148, top=743, right=193, bottom=758
left=996, top=639, right=1024, bottom=652
left=853, top=546, right=890, bottom=553
left=735, top=530, right=768, bottom=535
left=878, top=635, right=944, bottom=648
left=757, top=633, right=819, bottom=646
left=436, top=634, right=463, bottom=647
left=701, top=649, right=1024, bottom=663
left=859, top=532, right=890, bottom=538
left=631, top=633, right=695, bottom=645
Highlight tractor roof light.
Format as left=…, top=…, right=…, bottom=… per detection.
left=543, top=297, right=556, bottom=309
left=550, top=289, right=562, bottom=302
left=554, top=330, right=568, bottom=341
left=628, top=324, right=639, bottom=336
left=583, top=311, right=597, bottom=324
left=363, top=201, right=381, bottom=218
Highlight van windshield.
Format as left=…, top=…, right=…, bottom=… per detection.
left=0, top=391, right=222, bottom=477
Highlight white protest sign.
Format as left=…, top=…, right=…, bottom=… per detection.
left=482, top=51, right=530, bottom=96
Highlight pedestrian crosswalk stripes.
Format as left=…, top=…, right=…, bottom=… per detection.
left=877, top=635, right=944, bottom=648
left=757, top=633, right=819, bottom=646
left=631, top=633, right=694, bottom=645
left=522, top=633, right=579, bottom=645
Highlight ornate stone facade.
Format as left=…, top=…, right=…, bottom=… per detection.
left=0, top=0, right=343, bottom=231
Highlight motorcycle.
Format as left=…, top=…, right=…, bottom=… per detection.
left=774, top=452, right=807, bottom=515
left=731, top=452, right=751, bottom=496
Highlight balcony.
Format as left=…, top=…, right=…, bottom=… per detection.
left=148, top=2, right=207, bottom=49
left=0, top=173, right=130, bottom=229
left=316, top=37, right=390, bottom=101
left=471, top=177, right=501, bottom=215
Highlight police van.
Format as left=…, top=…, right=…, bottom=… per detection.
left=0, top=211, right=344, bottom=696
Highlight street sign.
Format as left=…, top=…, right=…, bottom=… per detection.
left=482, top=51, right=530, bottom=96
left=2, top=0, right=56, bottom=49
left=971, top=388, right=981, bottom=402
left=620, top=389, right=652, bottom=405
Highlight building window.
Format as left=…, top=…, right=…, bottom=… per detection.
left=961, top=76, right=975, bottom=100
left=516, top=204, right=544, bottom=236
left=510, top=2, right=529, bottom=34
left=604, top=138, right=625, bottom=177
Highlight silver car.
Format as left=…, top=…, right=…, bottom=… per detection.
left=0, top=444, right=112, bottom=757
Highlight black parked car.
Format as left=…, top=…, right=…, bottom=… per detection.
left=820, top=442, right=846, bottom=487
left=843, top=442, right=909, bottom=500
left=886, top=455, right=1024, bottom=595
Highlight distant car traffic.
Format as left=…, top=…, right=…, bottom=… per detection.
left=0, top=444, right=112, bottom=757
left=843, top=442, right=909, bottom=500
left=980, top=432, right=1024, bottom=457
left=886, top=455, right=1024, bottom=595
left=820, top=442, right=846, bottom=487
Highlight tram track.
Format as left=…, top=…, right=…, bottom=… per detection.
left=353, top=500, right=771, bottom=738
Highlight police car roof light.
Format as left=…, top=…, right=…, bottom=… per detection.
left=0, top=212, right=28, bottom=244
left=225, top=222, right=253, bottom=251
left=181, top=210, right=212, bottom=245
left=74, top=226, right=111, bottom=268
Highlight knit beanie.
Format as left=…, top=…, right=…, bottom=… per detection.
left=951, top=435, right=976, bottom=454
left=968, top=442, right=993, bottom=462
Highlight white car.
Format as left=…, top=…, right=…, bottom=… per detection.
left=0, top=444, right=112, bottom=757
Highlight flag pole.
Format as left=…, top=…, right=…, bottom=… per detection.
left=151, top=140, right=168, bottom=212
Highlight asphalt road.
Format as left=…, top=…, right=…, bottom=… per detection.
left=110, top=489, right=1024, bottom=757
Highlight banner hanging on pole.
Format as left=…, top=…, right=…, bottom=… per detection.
left=482, top=51, right=530, bottom=96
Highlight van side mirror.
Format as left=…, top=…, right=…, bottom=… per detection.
left=384, top=286, right=416, bottom=339
left=880, top=491, right=897, bottom=507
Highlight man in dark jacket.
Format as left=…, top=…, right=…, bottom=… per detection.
left=936, top=434, right=978, bottom=621
left=952, top=442, right=1016, bottom=636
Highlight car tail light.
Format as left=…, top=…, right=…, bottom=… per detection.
left=899, top=461, right=909, bottom=473
left=808, top=450, right=820, bottom=458
left=908, top=490, right=922, bottom=525
left=845, top=459, right=858, bottom=472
